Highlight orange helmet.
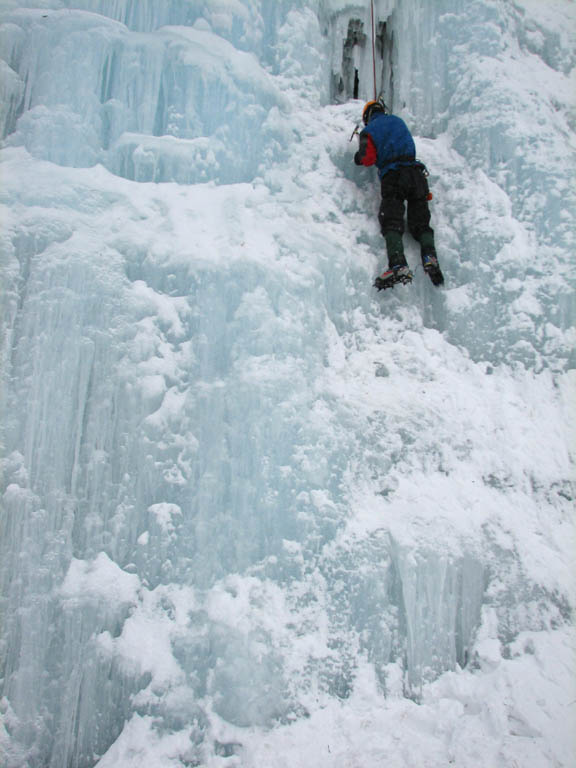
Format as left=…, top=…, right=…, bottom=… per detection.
left=362, top=99, right=387, bottom=125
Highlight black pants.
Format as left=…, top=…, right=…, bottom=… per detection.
left=377, top=165, right=434, bottom=242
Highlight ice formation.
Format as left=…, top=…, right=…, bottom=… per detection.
left=0, top=1, right=574, bottom=766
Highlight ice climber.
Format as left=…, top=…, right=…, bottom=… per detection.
left=354, top=100, right=444, bottom=290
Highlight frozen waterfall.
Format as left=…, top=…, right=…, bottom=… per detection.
left=0, top=1, right=575, bottom=767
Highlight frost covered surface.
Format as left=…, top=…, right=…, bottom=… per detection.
left=0, top=1, right=575, bottom=767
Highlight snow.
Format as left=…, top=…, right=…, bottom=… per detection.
left=0, top=0, right=575, bottom=767
left=60, top=551, right=140, bottom=605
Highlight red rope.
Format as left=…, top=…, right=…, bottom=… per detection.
left=370, top=0, right=377, bottom=99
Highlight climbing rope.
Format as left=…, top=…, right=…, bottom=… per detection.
left=370, top=0, right=377, bottom=99
left=348, top=0, right=378, bottom=140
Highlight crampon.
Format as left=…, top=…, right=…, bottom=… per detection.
left=422, top=254, right=444, bottom=286
left=373, top=265, right=414, bottom=291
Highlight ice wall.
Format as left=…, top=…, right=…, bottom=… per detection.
left=0, top=2, right=289, bottom=183
left=1, top=1, right=574, bottom=767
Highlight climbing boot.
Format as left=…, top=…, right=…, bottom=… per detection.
left=374, top=265, right=413, bottom=291
left=421, top=251, right=444, bottom=286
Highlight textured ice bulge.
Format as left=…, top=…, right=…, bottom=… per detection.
left=1, top=1, right=574, bottom=767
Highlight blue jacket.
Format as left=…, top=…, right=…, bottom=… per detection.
left=356, top=113, right=417, bottom=177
